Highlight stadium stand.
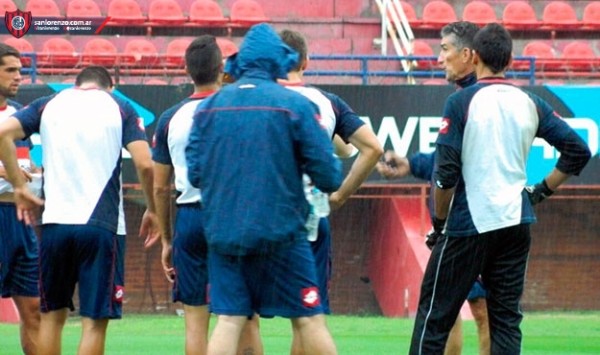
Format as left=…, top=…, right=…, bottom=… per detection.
left=81, top=37, right=118, bottom=66
left=515, top=40, right=561, bottom=71
left=388, top=1, right=421, bottom=27
left=164, top=38, right=191, bottom=67
left=148, top=0, right=187, bottom=25
left=215, top=37, right=239, bottom=58
left=188, top=0, right=229, bottom=26
left=560, top=40, right=597, bottom=72
left=107, top=0, right=146, bottom=24
left=421, top=0, right=457, bottom=29
left=229, top=0, right=269, bottom=28
left=502, top=0, right=540, bottom=29
left=541, top=1, right=580, bottom=30
left=461, top=1, right=497, bottom=26
left=0, top=0, right=17, bottom=12
left=582, top=1, right=600, bottom=29
left=3, top=37, right=34, bottom=66
left=410, top=39, right=436, bottom=69
left=25, top=0, right=62, bottom=17
left=121, top=38, right=160, bottom=67
left=66, top=0, right=102, bottom=18
left=37, top=37, right=79, bottom=67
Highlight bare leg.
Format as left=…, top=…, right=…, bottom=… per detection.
left=444, top=316, right=463, bottom=355
left=12, top=296, right=40, bottom=355
left=78, top=317, right=109, bottom=355
left=208, top=315, right=247, bottom=355
left=291, top=315, right=336, bottom=355
left=183, top=304, right=210, bottom=355
left=290, top=326, right=303, bottom=355
left=469, top=298, right=490, bottom=355
left=38, top=308, right=69, bottom=355
left=237, top=314, right=263, bottom=355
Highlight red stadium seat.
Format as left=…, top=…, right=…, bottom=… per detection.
left=411, top=40, right=436, bottom=69
left=3, top=37, right=34, bottom=66
left=25, top=0, right=62, bottom=17
left=387, top=1, right=421, bottom=27
left=421, top=1, right=457, bottom=29
left=515, top=40, right=561, bottom=71
left=561, top=41, right=597, bottom=71
left=542, top=1, right=580, bottom=29
left=229, top=0, right=269, bottom=27
left=144, top=78, right=168, bottom=85
left=82, top=38, right=118, bottom=66
left=107, top=0, right=146, bottom=24
left=148, top=0, right=186, bottom=25
left=502, top=1, right=539, bottom=29
left=164, top=38, right=191, bottom=67
left=188, top=0, right=228, bottom=26
left=216, top=37, right=238, bottom=58
left=121, top=38, right=160, bottom=67
left=462, top=1, right=497, bottom=26
left=66, top=0, right=102, bottom=18
left=582, top=1, right=600, bottom=29
left=0, top=0, right=17, bottom=12
left=38, top=37, right=79, bottom=67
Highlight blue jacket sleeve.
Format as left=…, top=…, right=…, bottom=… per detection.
left=293, top=101, right=343, bottom=193
left=409, top=152, right=435, bottom=181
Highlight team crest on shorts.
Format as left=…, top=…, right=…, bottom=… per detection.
left=113, top=285, right=124, bottom=303
left=4, top=10, right=32, bottom=39
left=301, top=287, right=320, bottom=308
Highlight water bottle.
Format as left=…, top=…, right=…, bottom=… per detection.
left=305, top=205, right=319, bottom=242
left=311, top=187, right=330, bottom=218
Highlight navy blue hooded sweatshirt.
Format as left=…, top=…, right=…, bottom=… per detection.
left=186, top=23, right=342, bottom=256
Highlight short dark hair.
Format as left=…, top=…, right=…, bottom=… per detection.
left=75, top=66, right=113, bottom=89
left=279, top=29, right=307, bottom=72
left=472, top=23, right=512, bottom=74
left=0, top=43, right=20, bottom=66
left=185, top=35, right=222, bottom=86
left=440, top=21, right=480, bottom=50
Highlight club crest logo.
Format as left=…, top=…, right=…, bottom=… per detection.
left=5, top=10, right=32, bottom=38
left=301, top=287, right=320, bottom=308
left=113, top=285, right=124, bottom=303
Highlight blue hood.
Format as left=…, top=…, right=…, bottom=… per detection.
left=225, top=23, right=299, bottom=81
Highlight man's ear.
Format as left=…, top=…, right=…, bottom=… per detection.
left=300, top=57, right=308, bottom=71
left=471, top=50, right=479, bottom=66
left=461, top=47, right=472, bottom=63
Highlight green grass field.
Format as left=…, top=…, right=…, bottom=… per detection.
left=1, top=312, right=599, bottom=354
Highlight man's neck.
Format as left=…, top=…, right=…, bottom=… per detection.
left=0, top=97, right=7, bottom=108
left=193, top=82, right=220, bottom=94
left=285, top=71, right=303, bottom=84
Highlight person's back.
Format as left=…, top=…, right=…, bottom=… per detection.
left=188, top=75, right=340, bottom=255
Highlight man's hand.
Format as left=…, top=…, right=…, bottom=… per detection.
left=161, top=240, right=175, bottom=283
left=524, top=179, right=554, bottom=205
left=376, top=151, right=411, bottom=179
left=425, top=217, right=446, bottom=250
left=139, top=210, right=160, bottom=249
left=13, top=186, right=44, bottom=225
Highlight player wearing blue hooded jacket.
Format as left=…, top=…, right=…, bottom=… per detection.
left=186, top=23, right=341, bottom=355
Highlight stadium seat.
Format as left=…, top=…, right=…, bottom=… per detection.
left=82, top=38, right=118, bottom=66
left=421, top=0, right=457, bottom=29
left=561, top=41, right=597, bottom=71
left=502, top=1, right=539, bottom=29
left=387, top=1, right=421, bottom=27
left=121, top=38, right=160, bottom=67
left=188, top=0, right=228, bottom=26
left=462, top=1, right=497, bottom=26
left=144, top=78, right=168, bottom=85
left=542, top=1, right=580, bottom=29
left=107, top=0, right=146, bottom=24
left=216, top=37, right=238, bottom=58
left=25, top=0, right=62, bottom=17
left=38, top=37, right=79, bottom=67
left=148, top=0, right=186, bottom=25
left=3, top=37, right=34, bottom=66
left=582, top=1, right=600, bottom=29
left=229, top=0, right=269, bottom=27
left=0, top=0, right=17, bottom=13
left=515, top=40, right=561, bottom=71
left=164, top=38, right=191, bottom=67
left=410, top=40, right=436, bottom=69
left=66, top=0, right=102, bottom=18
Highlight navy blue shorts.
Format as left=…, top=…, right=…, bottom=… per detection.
left=208, top=239, right=324, bottom=318
left=310, top=217, right=331, bottom=314
left=467, top=277, right=487, bottom=301
left=39, top=224, right=125, bottom=319
left=172, top=204, right=208, bottom=306
left=0, top=203, right=39, bottom=298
